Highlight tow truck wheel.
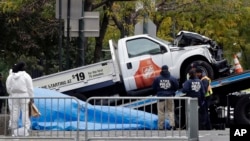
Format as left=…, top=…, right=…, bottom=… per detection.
left=234, top=95, right=250, bottom=124
left=181, top=60, right=214, bottom=84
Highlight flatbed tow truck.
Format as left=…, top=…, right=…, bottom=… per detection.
left=32, top=31, right=247, bottom=128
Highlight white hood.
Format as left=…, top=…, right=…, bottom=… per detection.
left=6, top=71, right=34, bottom=97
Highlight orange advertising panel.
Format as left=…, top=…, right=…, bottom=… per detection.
left=134, top=58, right=161, bottom=89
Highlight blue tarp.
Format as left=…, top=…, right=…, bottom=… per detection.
left=29, top=88, right=170, bottom=130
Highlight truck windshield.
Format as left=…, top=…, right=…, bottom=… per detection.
left=126, top=37, right=163, bottom=58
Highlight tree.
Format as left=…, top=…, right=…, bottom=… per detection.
left=235, top=1, right=250, bottom=69
left=84, top=0, right=137, bottom=63
left=1, top=0, right=250, bottom=76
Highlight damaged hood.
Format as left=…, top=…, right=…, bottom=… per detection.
left=173, top=30, right=223, bottom=61
left=174, top=31, right=218, bottom=48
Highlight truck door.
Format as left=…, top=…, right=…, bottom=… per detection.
left=121, top=37, right=172, bottom=91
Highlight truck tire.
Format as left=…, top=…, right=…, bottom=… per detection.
left=234, top=95, right=250, bottom=124
left=181, top=60, right=214, bottom=84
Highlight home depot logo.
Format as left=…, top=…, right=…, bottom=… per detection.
left=142, top=65, right=155, bottom=79
left=134, top=58, right=160, bottom=89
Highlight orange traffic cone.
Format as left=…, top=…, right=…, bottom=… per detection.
left=233, top=54, right=243, bottom=74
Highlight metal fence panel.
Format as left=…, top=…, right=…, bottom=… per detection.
left=85, top=97, right=198, bottom=141
left=0, top=96, right=198, bottom=141
left=0, top=96, right=81, bottom=141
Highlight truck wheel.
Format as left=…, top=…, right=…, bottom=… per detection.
left=181, top=60, right=214, bottom=84
left=234, top=95, right=250, bottom=124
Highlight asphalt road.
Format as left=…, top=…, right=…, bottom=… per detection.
left=199, top=129, right=229, bottom=141
left=0, top=129, right=230, bottom=141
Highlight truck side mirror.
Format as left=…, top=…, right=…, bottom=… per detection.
left=160, top=46, right=167, bottom=53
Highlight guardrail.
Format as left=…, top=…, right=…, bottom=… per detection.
left=0, top=96, right=198, bottom=141
left=0, top=96, right=81, bottom=140
left=85, top=96, right=199, bottom=141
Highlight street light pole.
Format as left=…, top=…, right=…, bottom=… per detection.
left=66, top=0, right=71, bottom=69
left=78, top=0, right=85, bottom=66
left=58, top=0, right=62, bottom=71
left=143, top=13, right=148, bottom=34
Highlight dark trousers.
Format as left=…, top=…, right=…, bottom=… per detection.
left=199, top=100, right=212, bottom=130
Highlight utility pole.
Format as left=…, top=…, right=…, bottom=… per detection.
left=78, top=0, right=85, bottom=66
left=66, top=0, right=71, bottom=70
left=143, top=13, right=148, bottom=34
left=58, top=0, right=62, bottom=71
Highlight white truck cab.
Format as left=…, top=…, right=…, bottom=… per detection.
left=111, top=32, right=229, bottom=95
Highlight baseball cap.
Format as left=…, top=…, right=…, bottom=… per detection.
left=195, top=68, right=203, bottom=73
left=161, top=65, right=168, bottom=71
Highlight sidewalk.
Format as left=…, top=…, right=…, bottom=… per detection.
left=0, top=129, right=230, bottom=141
left=199, top=129, right=229, bottom=141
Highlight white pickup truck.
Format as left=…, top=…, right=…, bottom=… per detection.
left=33, top=31, right=230, bottom=100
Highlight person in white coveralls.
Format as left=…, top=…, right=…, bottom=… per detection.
left=6, top=62, right=34, bottom=136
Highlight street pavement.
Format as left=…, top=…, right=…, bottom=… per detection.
left=0, top=129, right=230, bottom=141
left=199, top=129, right=229, bottom=141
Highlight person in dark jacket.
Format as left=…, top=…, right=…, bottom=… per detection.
left=182, top=69, right=206, bottom=130
left=152, top=65, right=179, bottom=130
left=182, top=69, right=205, bottom=105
